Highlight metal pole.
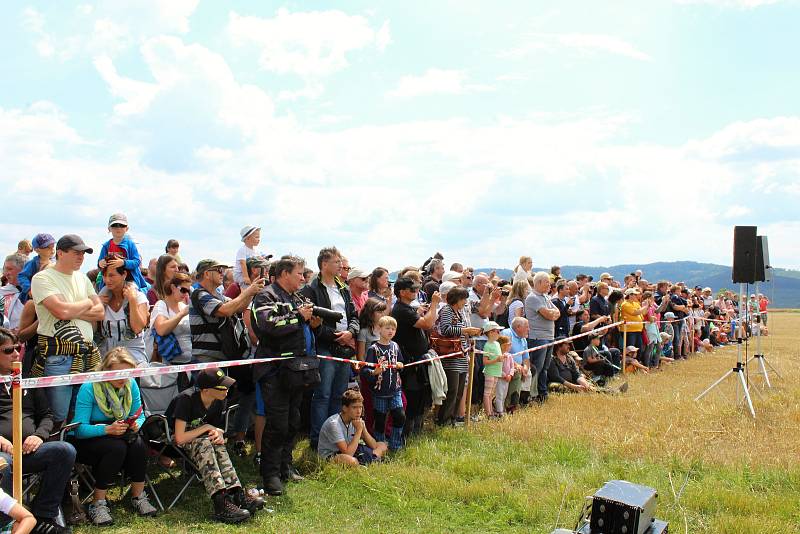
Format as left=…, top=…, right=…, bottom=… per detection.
left=11, top=361, right=22, bottom=500
left=465, top=343, right=475, bottom=429
left=622, top=328, right=627, bottom=374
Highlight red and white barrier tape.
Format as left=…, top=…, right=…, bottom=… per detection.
left=0, top=356, right=294, bottom=389
left=475, top=321, right=624, bottom=358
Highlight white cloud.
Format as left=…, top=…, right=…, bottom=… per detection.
left=387, top=69, right=494, bottom=99
left=227, top=9, right=390, bottom=77
left=501, top=33, right=651, bottom=61
left=19, top=1, right=199, bottom=60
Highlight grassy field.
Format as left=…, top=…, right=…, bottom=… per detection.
left=80, top=311, right=800, bottom=533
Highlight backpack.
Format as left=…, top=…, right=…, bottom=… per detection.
left=190, top=289, right=250, bottom=360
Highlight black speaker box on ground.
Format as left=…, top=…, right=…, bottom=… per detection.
left=590, top=480, right=657, bottom=534
left=732, top=226, right=757, bottom=284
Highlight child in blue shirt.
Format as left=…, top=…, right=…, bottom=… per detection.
left=17, top=233, right=55, bottom=303
left=97, top=213, right=149, bottom=290
left=360, top=316, right=405, bottom=450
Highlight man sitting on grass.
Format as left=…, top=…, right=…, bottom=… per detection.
left=318, top=389, right=388, bottom=467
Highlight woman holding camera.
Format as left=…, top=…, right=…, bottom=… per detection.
left=71, top=347, right=157, bottom=526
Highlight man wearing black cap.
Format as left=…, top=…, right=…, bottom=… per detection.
left=171, top=369, right=264, bottom=523
left=391, top=277, right=440, bottom=436
left=30, top=234, right=104, bottom=426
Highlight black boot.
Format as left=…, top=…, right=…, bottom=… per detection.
left=212, top=491, right=250, bottom=524
left=232, top=487, right=265, bottom=515
left=262, top=476, right=283, bottom=496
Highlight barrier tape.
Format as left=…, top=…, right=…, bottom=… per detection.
left=475, top=321, right=624, bottom=358
left=0, top=356, right=293, bottom=389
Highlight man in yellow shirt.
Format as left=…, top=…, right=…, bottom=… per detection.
left=619, top=288, right=649, bottom=352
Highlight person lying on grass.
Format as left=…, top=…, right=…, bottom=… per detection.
left=317, top=389, right=388, bottom=467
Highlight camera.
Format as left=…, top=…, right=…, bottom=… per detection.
left=501, top=288, right=510, bottom=296
left=312, top=306, right=343, bottom=322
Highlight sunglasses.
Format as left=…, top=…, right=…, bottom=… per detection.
left=1, top=344, right=22, bottom=355
left=178, top=287, right=191, bottom=295
left=110, top=224, right=128, bottom=229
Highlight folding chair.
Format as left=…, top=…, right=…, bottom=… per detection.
left=21, top=422, right=80, bottom=504
left=139, top=401, right=239, bottom=510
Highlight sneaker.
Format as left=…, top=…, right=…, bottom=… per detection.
left=31, top=518, right=72, bottom=534
left=233, top=441, right=247, bottom=458
left=454, top=416, right=465, bottom=427
left=252, top=452, right=261, bottom=467
left=87, top=500, right=113, bottom=527
left=131, top=492, right=158, bottom=517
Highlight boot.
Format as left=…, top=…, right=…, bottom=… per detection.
left=212, top=491, right=250, bottom=524
left=262, top=476, right=284, bottom=496
left=232, top=487, right=265, bottom=515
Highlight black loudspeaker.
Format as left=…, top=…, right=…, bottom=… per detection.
left=590, top=480, right=657, bottom=534
left=732, top=226, right=757, bottom=284
left=755, top=236, right=771, bottom=282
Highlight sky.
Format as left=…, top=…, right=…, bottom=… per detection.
left=2, top=0, right=800, bottom=273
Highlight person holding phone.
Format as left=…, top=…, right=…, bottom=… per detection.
left=71, top=347, right=158, bottom=526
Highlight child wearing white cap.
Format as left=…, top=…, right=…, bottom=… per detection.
left=234, top=226, right=262, bottom=287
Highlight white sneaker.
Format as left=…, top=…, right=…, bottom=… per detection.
left=132, top=492, right=158, bottom=517
left=88, top=499, right=113, bottom=526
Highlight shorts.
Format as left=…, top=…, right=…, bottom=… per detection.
left=254, top=382, right=265, bottom=417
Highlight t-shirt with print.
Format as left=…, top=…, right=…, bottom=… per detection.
left=31, top=267, right=97, bottom=342
left=97, top=286, right=149, bottom=365
left=482, top=340, right=503, bottom=377
left=189, top=287, right=229, bottom=362
left=150, top=300, right=192, bottom=364
left=317, top=413, right=356, bottom=459
left=524, top=291, right=555, bottom=340
left=169, top=390, right=225, bottom=432
left=233, top=245, right=260, bottom=286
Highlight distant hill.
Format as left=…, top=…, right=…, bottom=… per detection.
left=467, top=261, right=799, bottom=308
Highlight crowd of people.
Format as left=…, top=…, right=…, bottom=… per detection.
left=0, top=216, right=771, bottom=532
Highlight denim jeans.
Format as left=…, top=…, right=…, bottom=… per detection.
left=672, top=321, right=684, bottom=357
left=309, top=349, right=351, bottom=446
left=527, top=339, right=554, bottom=398
left=43, top=354, right=77, bottom=422
left=0, top=441, right=76, bottom=518
left=619, top=331, right=643, bottom=353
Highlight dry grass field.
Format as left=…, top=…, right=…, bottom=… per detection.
left=88, top=311, right=800, bottom=534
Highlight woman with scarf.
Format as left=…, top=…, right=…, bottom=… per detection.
left=71, top=347, right=157, bottom=526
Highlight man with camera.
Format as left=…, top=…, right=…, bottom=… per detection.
left=251, top=256, right=321, bottom=496
left=300, top=247, right=360, bottom=451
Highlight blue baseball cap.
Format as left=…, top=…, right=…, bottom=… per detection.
left=31, top=233, right=55, bottom=249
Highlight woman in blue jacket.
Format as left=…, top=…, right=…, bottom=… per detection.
left=71, top=347, right=157, bottom=526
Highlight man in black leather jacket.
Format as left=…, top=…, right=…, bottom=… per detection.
left=251, top=256, right=320, bottom=496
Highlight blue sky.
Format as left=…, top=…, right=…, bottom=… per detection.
left=2, top=0, right=799, bottom=272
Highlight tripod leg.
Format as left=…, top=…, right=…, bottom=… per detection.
left=758, top=356, right=772, bottom=389
left=764, top=357, right=783, bottom=379
left=695, top=369, right=734, bottom=402
left=737, top=370, right=756, bottom=418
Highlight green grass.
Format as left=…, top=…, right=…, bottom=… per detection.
left=78, top=313, right=800, bottom=533
left=81, top=429, right=800, bottom=534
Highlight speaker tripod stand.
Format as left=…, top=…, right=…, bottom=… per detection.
left=695, top=283, right=756, bottom=418
left=745, top=281, right=781, bottom=389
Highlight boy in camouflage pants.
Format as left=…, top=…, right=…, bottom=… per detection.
left=171, top=369, right=264, bottom=523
